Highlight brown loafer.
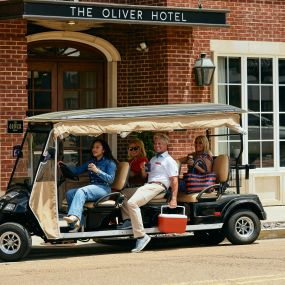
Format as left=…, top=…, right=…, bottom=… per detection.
left=63, top=215, right=79, bottom=224
left=69, top=220, right=81, bottom=233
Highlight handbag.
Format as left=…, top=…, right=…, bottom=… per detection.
left=182, top=158, right=216, bottom=193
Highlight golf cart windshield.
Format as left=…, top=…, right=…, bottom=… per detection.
left=8, top=124, right=51, bottom=189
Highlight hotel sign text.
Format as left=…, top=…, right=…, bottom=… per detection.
left=23, top=1, right=228, bottom=27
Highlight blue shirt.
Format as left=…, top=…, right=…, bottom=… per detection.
left=71, top=156, right=117, bottom=186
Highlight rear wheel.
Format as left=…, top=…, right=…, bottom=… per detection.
left=0, top=223, right=32, bottom=262
left=194, top=229, right=225, bottom=245
left=225, top=210, right=260, bottom=245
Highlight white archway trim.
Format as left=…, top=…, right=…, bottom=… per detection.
left=27, top=31, right=121, bottom=62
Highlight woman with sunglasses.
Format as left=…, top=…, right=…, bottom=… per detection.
left=117, top=139, right=148, bottom=228
left=127, top=139, right=148, bottom=187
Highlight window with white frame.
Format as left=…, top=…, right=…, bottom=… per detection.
left=217, top=56, right=285, bottom=169
left=279, top=59, right=285, bottom=167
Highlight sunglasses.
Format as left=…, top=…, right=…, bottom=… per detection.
left=129, top=146, right=140, bottom=151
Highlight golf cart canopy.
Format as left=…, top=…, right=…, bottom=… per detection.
left=26, top=103, right=246, bottom=137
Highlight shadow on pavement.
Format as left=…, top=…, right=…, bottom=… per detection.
left=21, top=235, right=232, bottom=262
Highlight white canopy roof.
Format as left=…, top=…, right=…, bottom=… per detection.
left=26, top=103, right=246, bottom=138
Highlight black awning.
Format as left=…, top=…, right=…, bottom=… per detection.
left=0, top=0, right=23, bottom=20
left=0, top=0, right=228, bottom=27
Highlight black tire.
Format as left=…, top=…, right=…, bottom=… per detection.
left=0, top=223, right=32, bottom=262
left=194, top=229, right=225, bottom=246
left=225, top=210, right=260, bottom=245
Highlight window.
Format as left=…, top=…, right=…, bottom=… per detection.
left=217, top=56, right=283, bottom=169
left=247, top=58, right=273, bottom=168
left=279, top=59, right=285, bottom=166
left=217, top=57, right=243, bottom=165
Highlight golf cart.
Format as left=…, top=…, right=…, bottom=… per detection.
left=0, top=103, right=266, bottom=261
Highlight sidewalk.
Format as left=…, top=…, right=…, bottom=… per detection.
left=31, top=206, right=285, bottom=247
left=260, top=205, right=285, bottom=239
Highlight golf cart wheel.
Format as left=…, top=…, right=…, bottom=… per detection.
left=225, top=210, right=260, bottom=245
left=194, top=229, right=225, bottom=246
left=0, top=222, right=32, bottom=262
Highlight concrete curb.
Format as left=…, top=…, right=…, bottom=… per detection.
left=260, top=221, right=285, bottom=240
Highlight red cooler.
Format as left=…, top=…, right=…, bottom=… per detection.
left=158, top=206, right=187, bottom=234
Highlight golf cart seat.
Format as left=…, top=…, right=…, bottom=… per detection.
left=177, top=154, right=229, bottom=203
left=84, top=161, right=130, bottom=209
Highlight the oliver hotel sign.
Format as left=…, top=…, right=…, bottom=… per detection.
left=20, top=0, right=228, bottom=27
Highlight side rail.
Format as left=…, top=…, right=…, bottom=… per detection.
left=230, top=164, right=256, bottom=194
left=196, top=183, right=226, bottom=202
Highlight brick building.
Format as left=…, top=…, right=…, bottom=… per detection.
left=0, top=0, right=285, bottom=207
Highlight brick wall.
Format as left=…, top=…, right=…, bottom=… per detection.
left=0, top=20, right=27, bottom=191
left=0, top=0, right=285, bottom=190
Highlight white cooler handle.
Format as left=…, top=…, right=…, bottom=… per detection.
left=160, top=205, right=185, bottom=215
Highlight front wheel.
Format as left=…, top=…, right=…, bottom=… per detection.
left=225, top=210, right=261, bottom=245
left=0, top=222, right=32, bottom=262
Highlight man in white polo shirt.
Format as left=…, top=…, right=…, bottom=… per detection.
left=118, top=133, right=179, bottom=253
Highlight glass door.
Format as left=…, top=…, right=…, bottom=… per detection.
left=27, top=41, right=106, bottom=176
left=58, top=63, right=105, bottom=111
left=58, top=63, right=105, bottom=165
left=28, top=61, right=105, bottom=165
left=27, top=62, right=57, bottom=116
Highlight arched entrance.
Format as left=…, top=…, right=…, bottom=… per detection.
left=27, top=31, right=121, bottom=113
left=28, top=40, right=106, bottom=115
left=26, top=32, right=121, bottom=161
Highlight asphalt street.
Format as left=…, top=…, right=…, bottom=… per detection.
left=0, top=236, right=285, bottom=285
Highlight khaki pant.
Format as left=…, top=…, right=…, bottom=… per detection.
left=121, top=183, right=165, bottom=238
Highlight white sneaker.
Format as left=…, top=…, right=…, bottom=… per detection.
left=131, top=234, right=151, bottom=253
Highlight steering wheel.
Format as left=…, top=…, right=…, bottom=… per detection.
left=59, top=162, right=79, bottom=181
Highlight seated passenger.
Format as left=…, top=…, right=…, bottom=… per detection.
left=118, top=133, right=178, bottom=253
left=117, top=139, right=148, bottom=225
left=178, top=135, right=213, bottom=192
left=63, top=139, right=117, bottom=232
left=127, top=139, right=148, bottom=187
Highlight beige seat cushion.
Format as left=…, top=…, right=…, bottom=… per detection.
left=62, top=199, right=116, bottom=210
left=177, top=192, right=217, bottom=203
left=177, top=192, right=200, bottom=203
left=111, top=161, right=130, bottom=191
left=84, top=200, right=116, bottom=208
left=213, top=154, right=229, bottom=183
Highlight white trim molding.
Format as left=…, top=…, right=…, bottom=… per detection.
left=27, top=31, right=121, bottom=62
left=211, top=40, right=285, bottom=56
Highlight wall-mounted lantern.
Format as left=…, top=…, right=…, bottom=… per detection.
left=194, top=53, right=215, bottom=86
